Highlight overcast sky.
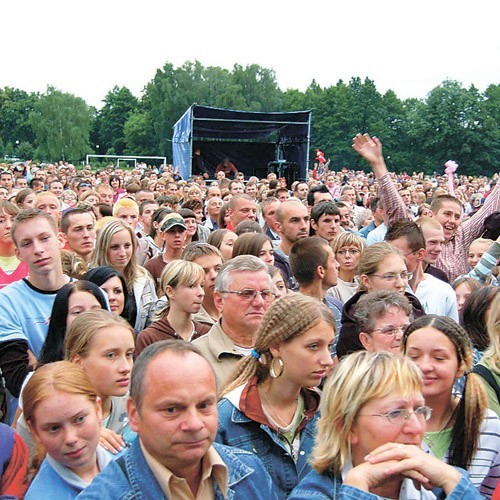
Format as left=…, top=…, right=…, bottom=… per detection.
left=3, top=0, right=499, bottom=109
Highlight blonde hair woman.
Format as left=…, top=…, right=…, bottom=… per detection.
left=135, top=260, right=210, bottom=356
left=289, top=351, right=481, bottom=499
left=23, top=361, right=110, bottom=499
left=336, top=242, right=425, bottom=359
left=217, top=294, right=335, bottom=498
left=91, top=219, right=157, bottom=332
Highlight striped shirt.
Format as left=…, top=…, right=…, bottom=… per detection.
left=377, top=173, right=500, bottom=282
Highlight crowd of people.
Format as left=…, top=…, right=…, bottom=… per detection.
left=0, top=134, right=498, bottom=499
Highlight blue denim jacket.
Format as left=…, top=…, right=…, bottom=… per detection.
left=288, top=467, right=483, bottom=499
left=216, top=389, right=319, bottom=499
left=77, top=439, right=277, bottom=499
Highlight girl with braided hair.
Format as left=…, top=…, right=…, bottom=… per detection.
left=402, top=315, right=500, bottom=498
left=216, top=294, right=335, bottom=499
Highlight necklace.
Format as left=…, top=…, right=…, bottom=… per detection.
left=424, top=404, right=456, bottom=450
left=260, top=388, right=298, bottom=431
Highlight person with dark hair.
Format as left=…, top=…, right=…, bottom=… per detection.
left=310, top=201, right=341, bottom=243
left=84, top=266, right=133, bottom=324
left=386, top=220, right=459, bottom=320
left=462, top=286, right=499, bottom=355
left=40, top=281, right=109, bottom=365
left=307, top=184, right=332, bottom=207
left=358, top=196, right=385, bottom=239
left=192, top=148, right=209, bottom=178
left=232, top=233, right=274, bottom=266
left=234, top=219, right=262, bottom=235
left=60, top=208, right=97, bottom=263
left=403, top=315, right=500, bottom=497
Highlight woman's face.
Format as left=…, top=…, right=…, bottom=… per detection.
left=219, top=231, right=237, bottom=261
left=21, top=193, right=36, bottom=208
left=362, top=256, right=408, bottom=294
left=335, top=246, right=361, bottom=273
left=272, top=273, right=287, bottom=298
left=184, top=217, right=198, bottom=238
left=350, top=390, right=426, bottom=466
left=31, top=391, right=101, bottom=475
left=74, top=326, right=135, bottom=399
left=359, top=307, right=410, bottom=354
left=100, top=276, right=125, bottom=315
left=66, top=291, right=102, bottom=330
left=107, top=230, right=133, bottom=271
left=84, top=195, right=99, bottom=206
left=273, top=320, right=334, bottom=388
left=110, top=177, right=120, bottom=189
left=467, top=241, right=491, bottom=269
left=166, top=281, right=205, bottom=314
left=258, top=240, right=275, bottom=266
left=454, top=282, right=473, bottom=314
left=405, top=326, right=464, bottom=400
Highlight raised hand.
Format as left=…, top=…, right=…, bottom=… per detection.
left=352, top=134, right=388, bottom=177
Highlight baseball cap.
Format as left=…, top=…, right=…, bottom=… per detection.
left=160, top=213, right=186, bottom=232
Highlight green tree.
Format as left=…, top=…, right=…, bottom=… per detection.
left=29, top=86, right=92, bottom=161
left=124, top=110, right=156, bottom=156
left=0, top=87, right=37, bottom=146
left=95, top=86, right=138, bottom=155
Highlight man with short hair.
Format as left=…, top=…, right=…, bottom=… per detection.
left=290, top=236, right=342, bottom=332
left=96, top=184, right=114, bottom=206
left=60, top=208, right=96, bottom=262
left=34, top=192, right=61, bottom=224
left=228, top=180, right=244, bottom=195
left=226, top=194, right=257, bottom=230
left=274, top=186, right=290, bottom=202
left=415, top=216, right=449, bottom=283
left=183, top=242, right=223, bottom=327
left=48, top=179, right=64, bottom=199
left=385, top=220, right=458, bottom=320
left=261, top=197, right=281, bottom=245
left=79, top=340, right=274, bottom=499
left=0, top=171, right=14, bottom=193
left=135, top=188, right=155, bottom=205
left=206, top=185, right=222, bottom=199
left=0, top=209, right=70, bottom=411
left=307, top=184, right=332, bottom=207
left=138, top=200, right=159, bottom=239
left=293, top=181, right=309, bottom=201
left=165, top=181, right=179, bottom=197
left=274, top=200, right=310, bottom=290
left=193, top=256, right=274, bottom=388
left=310, top=201, right=341, bottom=243
left=358, top=197, right=386, bottom=239
left=245, top=181, right=258, bottom=199
left=204, top=196, right=223, bottom=231
left=144, top=213, right=187, bottom=292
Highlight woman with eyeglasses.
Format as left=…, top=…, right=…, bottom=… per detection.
left=403, top=315, right=500, bottom=498
left=289, top=351, right=482, bottom=499
left=336, top=242, right=425, bottom=359
left=327, top=232, right=366, bottom=305
left=217, top=294, right=335, bottom=499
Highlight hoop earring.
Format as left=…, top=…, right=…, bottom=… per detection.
left=269, top=357, right=284, bottom=379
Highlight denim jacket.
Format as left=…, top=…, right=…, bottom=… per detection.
left=77, top=438, right=276, bottom=500
left=288, top=467, right=483, bottom=499
left=216, top=380, right=320, bottom=499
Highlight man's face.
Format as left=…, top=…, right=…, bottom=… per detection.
left=295, top=183, right=309, bottom=200
left=207, top=197, right=223, bottom=219
left=263, top=201, right=280, bottom=232
left=277, top=203, right=310, bottom=244
left=216, top=171, right=225, bottom=180
left=229, top=182, right=244, bottom=195
left=388, top=236, right=422, bottom=274
left=434, top=201, right=462, bottom=242
left=136, top=191, right=155, bottom=205
left=128, top=352, right=218, bottom=477
left=14, top=217, right=61, bottom=276
left=15, top=178, right=28, bottom=189
left=194, top=254, right=223, bottom=298
left=140, top=203, right=159, bottom=230
left=337, top=206, right=352, bottom=229
left=343, top=188, right=356, bottom=205
left=163, top=226, right=186, bottom=250
left=49, top=182, right=64, bottom=198
left=0, top=174, right=13, bottom=191
left=206, top=187, right=221, bottom=199
left=399, top=190, right=411, bottom=207
left=373, top=205, right=386, bottom=224
left=420, top=225, right=445, bottom=264
left=245, top=184, right=257, bottom=198
left=311, top=213, right=340, bottom=242
left=98, top=189, right=113, bottom=205
left=214, top=269, right=273, bottom=337
left=166, top=183, right=178, bottom=196
left=313, top=191, right=332, bottom=206
left=64, top=212, right=96, bottom=260
left=323, top=245, right=340, bottom=288
left=35, top=195, right=61, bottom=223
left=277, top=190, right=290, bottom=203
left=115, top=207, right=139, bottom=230
left=229, top=198, right=257, bottom=227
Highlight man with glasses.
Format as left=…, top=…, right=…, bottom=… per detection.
left=386, top=221, right=459, bottom=321
left=193, top=255, right=275, bottom=389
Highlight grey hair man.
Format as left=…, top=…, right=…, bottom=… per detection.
left=193, top=255, right=275, bottom=388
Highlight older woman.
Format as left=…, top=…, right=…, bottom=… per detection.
left=289, top=351, right=481, bottom=499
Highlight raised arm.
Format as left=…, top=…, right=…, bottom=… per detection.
left=352, top=134, right=388, bottom=178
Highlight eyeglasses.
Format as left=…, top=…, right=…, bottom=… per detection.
left=359, top=406, right=432, bottom=425
left=336, top=248, right=360, bottom=256
left=370, top=323, right=411, bottom=337
left=372, top=272, right=413, bottom=281
left=219, top=289, right=277, bottom=302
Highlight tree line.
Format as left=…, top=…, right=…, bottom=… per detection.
left=1, top=60, right=498, bottom=176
